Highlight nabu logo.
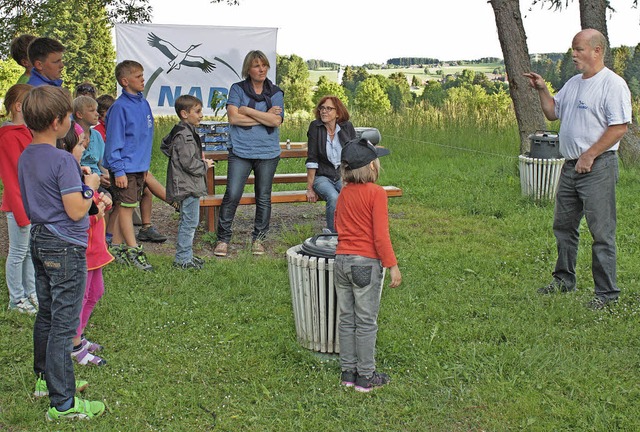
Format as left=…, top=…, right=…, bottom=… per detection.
left=146, top=32, right=238, bottom=77
left=578, top=100, right=588, bottom=110
left=147, top=33, right=216, bottom=74
left=143, top=32, right=240, bottom=103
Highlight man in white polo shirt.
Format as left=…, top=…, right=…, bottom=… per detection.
left=524, top=28, right=632, bottom=309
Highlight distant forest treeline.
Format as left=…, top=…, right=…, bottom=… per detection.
left=306, top=57, right=506, bottom=70
left=387, top=57, right=503, bottom=66
left=306, top=59, right=341, bottom=70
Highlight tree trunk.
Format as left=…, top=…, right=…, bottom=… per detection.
left=490, top=0, right=547, bottom=154
left=579, top=0, right=613, bottom=67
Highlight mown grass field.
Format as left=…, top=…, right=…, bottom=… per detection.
left=1, top=111, right=640, bottom=431
left=308, top=63, right=504, bottom=85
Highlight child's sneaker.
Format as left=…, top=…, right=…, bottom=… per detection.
left=81, top=337, right=103, bottom=353
left=126, top=245, right=153, bottom=271
left=192, top=255, right=205, bottom=266
left=72, top=346, right=107, bottom=366
left=173, top=260, right=202, bottom=270
left=46, top=397, right=105, bottom=421
left=354, top=371, right=390, bottom=392
left=34, top=376, right=89, bottom=397
left=136, top=225, right=167, bottom=243
left=340, top=370, right=357, bottom=387
left=8, top=298, right=37, bottom=315
left=28, top=294, right=39, bottom=310
left=109, top=244, right=130, bottom=265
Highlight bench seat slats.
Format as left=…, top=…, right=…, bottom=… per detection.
left=201, top=186, right=403, bottom=207
left=214, top=173, right=308, bottom=186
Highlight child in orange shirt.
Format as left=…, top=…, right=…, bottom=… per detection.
left=334, top=138, right=402, bottom=392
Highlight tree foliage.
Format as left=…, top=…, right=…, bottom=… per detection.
left=312, top=77, right=348, bottom=107
left=387, top=57, right=440, bottom=66
left=612, top=45, right=631, bottom=77
left=276, top=54, right=313, bottom=112
left=0, top=0, right=151, bottom=57
left=0, top=59, right=22, bottom=111
left=341, top=66, right=369, bottom=96
left=419, top=80, right=447, bottom=108
left=558, top=48, right=576, bottom=87
left=0, top=0, right=150, bottom=96
left=306, top=59, right=340, bottom=70
left=353, top=76, right=391, bottom=115
left=624, top=44, right=640, bottom=98
left=34, top=1, right=117, bottom=94
left=386, top=72, right=412, bottom=111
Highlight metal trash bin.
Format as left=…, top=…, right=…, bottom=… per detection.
left=286, top=234, right=339, bottom=353
left=529, top=130, right=561, bottom=159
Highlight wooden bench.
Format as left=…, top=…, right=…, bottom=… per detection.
left=214, top=173, right=308, bottom=186
left=201, top=185, right=403, bottom=232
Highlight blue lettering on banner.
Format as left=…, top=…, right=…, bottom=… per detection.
left=158, top=86, right=229, bottom=107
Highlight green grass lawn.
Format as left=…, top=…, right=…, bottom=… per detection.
left=2, top=115, right=640, bottom=430
left=308, top=63, right=504, bottom=86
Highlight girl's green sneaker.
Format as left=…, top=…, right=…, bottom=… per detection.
left=34, top=377, right=89, bottom=397
left=46, top=397, right=105, bottom=421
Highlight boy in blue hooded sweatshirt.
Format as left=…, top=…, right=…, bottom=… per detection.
left=104, top=60, right=154, bottom=271
left=26, top=37, right=65, bottom=87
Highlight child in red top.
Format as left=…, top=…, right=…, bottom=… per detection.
left=0, top=84, right=37, bottom=314
left=334, top=138, right=402, bottom=393
left=56, top=122, right=113, bottom=366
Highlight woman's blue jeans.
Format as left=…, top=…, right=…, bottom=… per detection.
left=5, top=212, right=35, bottom=305
left=313, top=176, right=342, bottom=232
left=216, top=153, right=279, bottom=243
left=31, top=225, right=86, bottom=408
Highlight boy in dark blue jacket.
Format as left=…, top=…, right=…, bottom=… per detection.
left=104, top=60, right=154, bottom=271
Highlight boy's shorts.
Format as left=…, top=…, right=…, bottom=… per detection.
left=110, top=172, right=145, bottom=208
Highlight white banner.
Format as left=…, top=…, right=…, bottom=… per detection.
left=115, top=24, right=278, bottom=116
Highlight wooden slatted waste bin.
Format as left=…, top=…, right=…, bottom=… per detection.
left=286, top=234, right=339, bottom=354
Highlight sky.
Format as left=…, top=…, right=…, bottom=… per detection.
left=150, top=0, right=640, bottom=65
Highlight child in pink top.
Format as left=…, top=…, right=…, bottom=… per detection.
left=0, top=84, right=37, bottom=314
left=56, top=122, right=113, bottom=366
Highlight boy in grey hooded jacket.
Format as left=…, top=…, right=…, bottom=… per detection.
left=161, top=95, right=214, bottom=269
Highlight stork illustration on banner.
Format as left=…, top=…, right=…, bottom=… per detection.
left=143, top=32, right=240, bottom=97
left=148, top=33, right=220, bottom=73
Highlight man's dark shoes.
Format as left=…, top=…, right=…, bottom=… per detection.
left=586, top=297, right=617, bottom=310
left=537, top=279, right=575, bottom=295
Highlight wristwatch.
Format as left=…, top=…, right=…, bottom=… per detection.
left=81, top=184, right=94, bottom=199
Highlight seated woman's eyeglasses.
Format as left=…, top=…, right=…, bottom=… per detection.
left=319, top=106, right=335, bottom=112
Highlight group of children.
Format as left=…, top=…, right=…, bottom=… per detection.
left=0, top=34, right=216, bottom=421
left=0, top=33, right=404, bottom=422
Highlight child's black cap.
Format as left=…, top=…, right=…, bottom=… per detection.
left=341, top=138, right=390, bottom=170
